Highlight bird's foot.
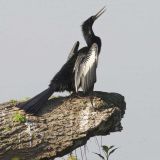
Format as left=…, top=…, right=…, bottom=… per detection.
left=89, top=95, right=95, bottom=108
left=68, top=92, right=83, bottom=103
left=70, top=92, right=84, bottom=98
left=83, top=92, right=95, bottom=108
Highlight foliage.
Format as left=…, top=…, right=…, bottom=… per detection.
left=67, top=154, right=78, bottom=160
left=93, top=145, right=118, bottom=160
left=12, top=112, right=26, bottom=123
left=11, top=157, right=21, bottom=160
left=4, top=126, right=12, bottom=131
left=20, top=97, right=30, bottom=102
left=65, top=144, right=117, bottom=160
left=9, top=99, right=18, bottom=106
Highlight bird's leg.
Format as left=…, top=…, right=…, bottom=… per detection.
left=70, top=92, right=81, bottom=98
left=89, top=91, right=95, bottom=107
left=83, top=91, right=94, bottom=107
left=69, top=92, right=83, bottom=102
left=86, top=86, right=95, bottom=107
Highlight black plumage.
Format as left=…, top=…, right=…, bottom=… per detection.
left=74, top=7, right=106, bottom=93
left=17, top=7, right=105, bottom=114
left=17, top=41, right=79, bottom=114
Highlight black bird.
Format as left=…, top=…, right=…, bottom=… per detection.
left=74, top=7, right=106, bottom=93
left=17, top=41, right=79, bottom=114
left=17, top=7, right=105, bottom=114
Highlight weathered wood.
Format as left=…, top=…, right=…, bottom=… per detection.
left=0, top=91, right=126, bottom=160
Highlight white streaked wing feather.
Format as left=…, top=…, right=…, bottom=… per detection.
left=82, top=44, right=98, bottom=76
left=67, top=41, right=79, bottom=60
left=74, top=54, right=85, bottom=92
left=74, top=43, right=98, bottom=92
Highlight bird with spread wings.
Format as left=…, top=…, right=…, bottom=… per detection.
left=17, top=7, right=105, bottom=114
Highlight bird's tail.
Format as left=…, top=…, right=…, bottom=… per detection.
left=17, top=88, right=53, bottom=114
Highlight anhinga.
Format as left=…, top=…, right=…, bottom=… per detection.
left=17, top=42, right=79, bottom=114
left=17, top=7, right=105, bottom=114
left=74, top=7, right=106, bottom=93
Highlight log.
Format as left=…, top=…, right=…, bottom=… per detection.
left=0, top=91, right=126, bottom=160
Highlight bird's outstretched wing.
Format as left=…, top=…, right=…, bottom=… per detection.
left=74, top=43, right=99, bottom=93
left=67, top=41, right=80, bottom=60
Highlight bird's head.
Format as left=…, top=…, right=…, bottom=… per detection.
left=82, top=6, right=106, bottom=27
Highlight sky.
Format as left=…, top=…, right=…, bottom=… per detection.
left=0, top=0, right=160, bottom=159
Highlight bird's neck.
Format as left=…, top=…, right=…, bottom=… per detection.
left=82, top=25, right=95, bottom=46
left=82, top=24, right=101, bottom=53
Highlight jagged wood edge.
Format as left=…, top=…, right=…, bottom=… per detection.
left=0, top=91, right=126, bottom=160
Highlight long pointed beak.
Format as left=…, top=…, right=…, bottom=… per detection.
left=94, top=6, right=106, bottom=21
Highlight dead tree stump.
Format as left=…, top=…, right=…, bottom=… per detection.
left=0, top=91, right=126, bottom=160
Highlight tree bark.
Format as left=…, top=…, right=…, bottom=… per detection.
left=0, top=91, right=126, bottom=160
